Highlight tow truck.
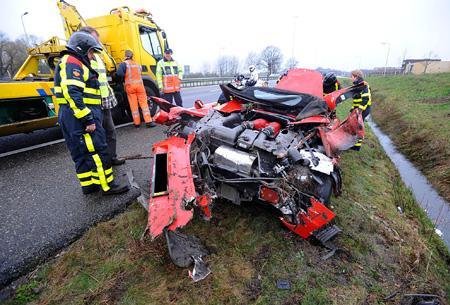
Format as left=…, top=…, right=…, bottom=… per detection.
left=0, top=0, right=168, bottom=136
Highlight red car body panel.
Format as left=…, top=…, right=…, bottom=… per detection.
left=280, top=197, right=336, bottom=238
left=276, top=68, right=324, bottom=98
left=147, top=135, right=196, bottom=239
left=319, top=110, right=365, bottom=156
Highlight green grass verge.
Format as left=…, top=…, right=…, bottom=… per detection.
left=6, top=100, right=450, bottom=305
left=368, top=73, right=450, bottom=202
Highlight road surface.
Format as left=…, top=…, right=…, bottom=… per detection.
left=0, top=85, right=222, bottom=288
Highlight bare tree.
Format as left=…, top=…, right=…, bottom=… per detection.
left=0, top=32, right=33, bottom=79
left=245, top=51, right=260, bottom=69
left=216, top=55, right=239, bottom=76
left=259, top=46, right=283, bottom=79
left=284, top=57, right=298, bottom=70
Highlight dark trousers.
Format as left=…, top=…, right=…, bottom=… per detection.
left=102, top=108, right=117, bottom=160
left=352, top=105, right=372, bottom=151
left=162, top=91, right=183, bottom=107
left=362, top=105, right=371, bottom=120
left=58, top=105, right=114, bottom=192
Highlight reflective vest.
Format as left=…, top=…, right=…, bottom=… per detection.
left=91, top=54, right=109, bottom=98
left=54, top=54, right=101, bottom=119
left=124, top=59, right=144, bottom=86
left=156, top=59, right=182, bottom=93
left=352, top=82, right=372, bottom=111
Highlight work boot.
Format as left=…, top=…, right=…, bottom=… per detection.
left=134, top=124, right=140, bottom=128
left=146, top=122, right=156, bottom=128
left=102, top=179, right=130, bottom=195
left=111, top=158, right=126, bottom=166
left=82, top=185, right=99, bottom=195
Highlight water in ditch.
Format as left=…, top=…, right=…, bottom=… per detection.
left=368, top=120, right=450, bottom=249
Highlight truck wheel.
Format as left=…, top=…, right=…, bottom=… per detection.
left=144, top=85, right=159, bottom=117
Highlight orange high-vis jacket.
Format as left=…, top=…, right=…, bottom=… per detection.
left=124, top=59, right=144, bottom=86
left=156, top=59, right=183, bottom=93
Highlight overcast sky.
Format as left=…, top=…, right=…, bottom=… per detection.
left=1, top=0, right=449, bottom=72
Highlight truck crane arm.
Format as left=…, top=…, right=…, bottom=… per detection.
left=57, top=0, right=117, bottom=72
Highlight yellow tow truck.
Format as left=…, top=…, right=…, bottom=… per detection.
left=0, top=0, right=168, bottom=136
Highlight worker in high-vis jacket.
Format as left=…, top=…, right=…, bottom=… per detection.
left=80, top=26, right=125, bottom=166
left=156, top=49, right=184, bottom=106
left=117, top=50, right=155, bottom=128
left=54, top=31, right=129, bottom=195
left=350, top=69, right=372, bottom=151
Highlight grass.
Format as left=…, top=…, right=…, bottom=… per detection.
left=5, top=98, right=450, bottom=305
left=368, top=73, right=450, bottom=202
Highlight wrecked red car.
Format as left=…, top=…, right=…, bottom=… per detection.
left=145, top=69, right=365, bottom=280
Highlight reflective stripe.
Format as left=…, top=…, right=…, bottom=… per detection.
left=54, top=87, right=62, bottom=93
left=83, top=134, right=95, bottom=152
left=82, top=65, right=89, bottom=82
left=56, top=97, right=67, bottom=104
left=80, top=180, right=95, bottom=186
left=91, top=175, right=113, bottom=184
left=83, top=98, right=102, bottom=105
left=84, top=87, right=101, bottom=95
left=74, top=107, right=91, bottom=119
left=92, top=154, right=109, bottom=191
left=77, top=172, right=92, bottom=179
left=79, top=168, right=112, bottom=179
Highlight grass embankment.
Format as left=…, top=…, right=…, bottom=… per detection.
left=6, top=100, right=450, bottom=305
left=368, top=73, right=450, bottom=202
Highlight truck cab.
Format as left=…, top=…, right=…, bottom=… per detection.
left=86, top=6, right=169, bottom=100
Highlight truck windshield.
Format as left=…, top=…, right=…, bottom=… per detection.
left=139, top=26, right=163, bottom=60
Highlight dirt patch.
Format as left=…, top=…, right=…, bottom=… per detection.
left=420, top=96, right=450, bottom=104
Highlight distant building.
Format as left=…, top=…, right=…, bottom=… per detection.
left=402, top=59, right=450, bottom=74
left=183, top=65, right=190, bottom=76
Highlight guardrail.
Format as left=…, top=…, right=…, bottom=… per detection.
left=181, top=77, right=234, bottom=88
left=181, top=75, right=280, bottom=88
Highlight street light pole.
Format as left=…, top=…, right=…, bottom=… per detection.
left=381, top=42, right=390, bottom=76
left=21, top=12, right=30, bottom=47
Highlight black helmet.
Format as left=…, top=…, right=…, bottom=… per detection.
left=67, top=31, right=102, bottom=57
left=323, top=72, right=337, bottom=85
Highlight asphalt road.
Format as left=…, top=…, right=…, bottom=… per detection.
left=0, top=85, right=222, bottom=288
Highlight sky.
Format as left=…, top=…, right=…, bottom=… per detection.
left=1, top=0, right=449, bottom=73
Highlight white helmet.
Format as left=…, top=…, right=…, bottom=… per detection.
left=249, top=65, right=256, bottom=72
